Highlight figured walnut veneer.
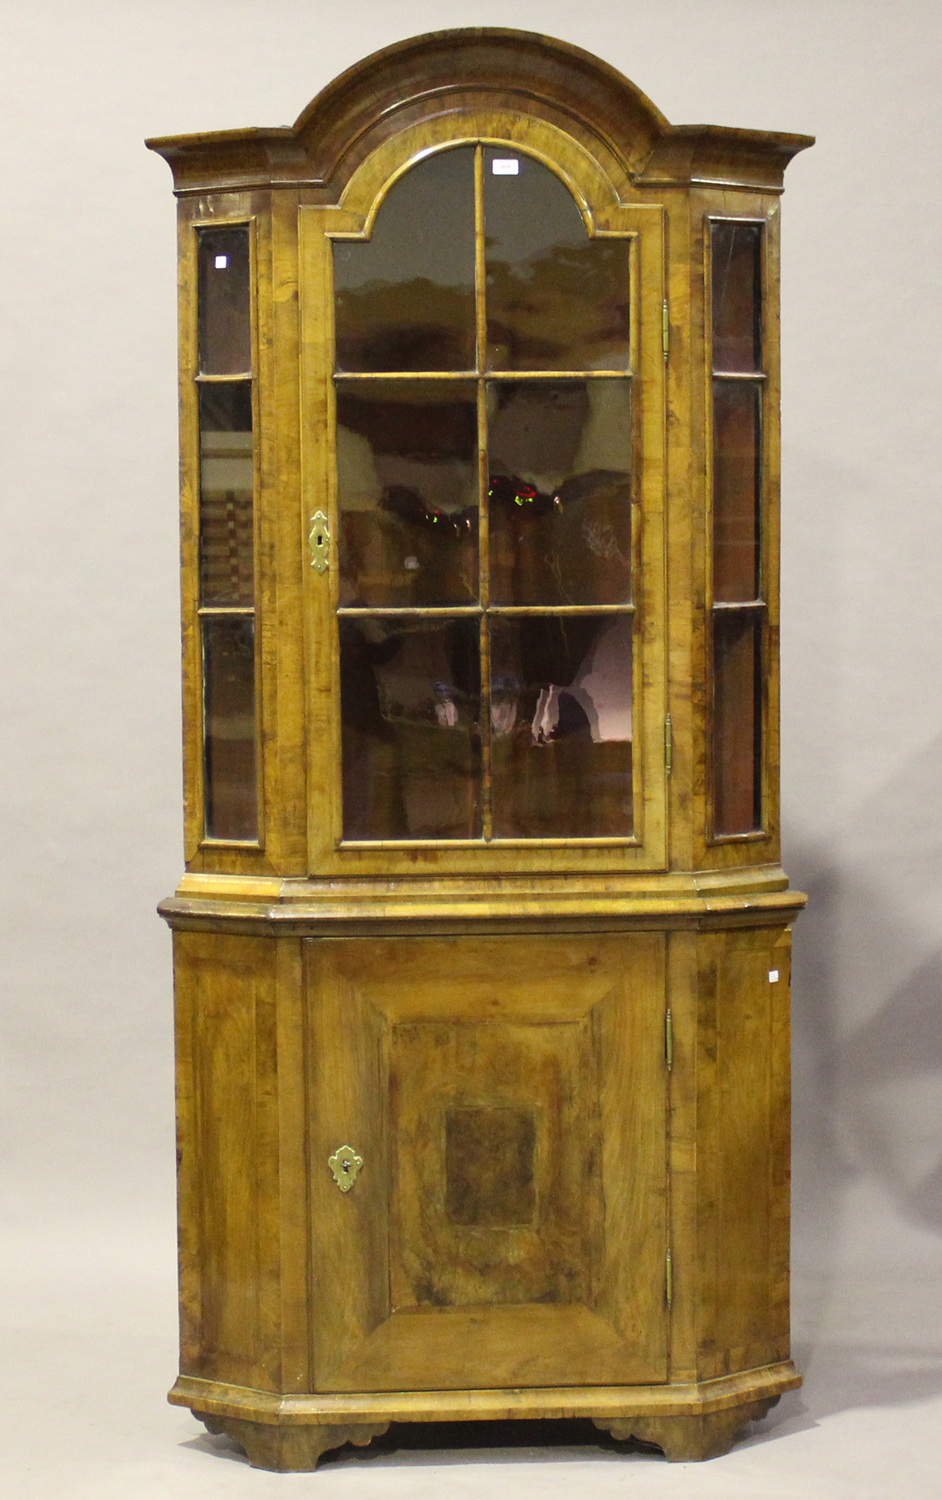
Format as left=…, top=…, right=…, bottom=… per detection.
left=153, top=26, right=811, bottom=1472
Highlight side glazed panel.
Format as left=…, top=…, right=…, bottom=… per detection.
left=694, top=924, right=792, bottom=1378
left=709, top=217, right=766, bottom=839
left=305, top=932, right=668, bottom=1392
left=194, top=224, right=260, bottom=843
left=174, top=932, right=285, bottom=1390
left=686, top=187, right=783, bottom=874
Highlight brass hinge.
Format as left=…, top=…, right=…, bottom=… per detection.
left=662, top=300, right=669, bottom=361
left=666, top=1247, right=673, bottom=1310
left=664, top=713, right=673, bottom=778
left=665, top=1007, right=673, bottom=1072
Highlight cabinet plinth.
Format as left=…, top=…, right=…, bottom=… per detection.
left=151, top=27, right=811, bottom=1470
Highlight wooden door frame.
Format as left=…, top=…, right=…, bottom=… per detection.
left=299, top=112, right=668, bottom=879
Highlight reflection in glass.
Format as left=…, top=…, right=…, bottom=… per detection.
left=334, top=148, right=476, bottom=372
left=203, top=615, right=257, bottom=840
left=711, top=221, right=761, bottom=373
left=198, top=384, right=254, bottom=606
left=198, top=226, right=252, bottom=375
left=340, top=616, right=481, bottom=840
left=713, top=381, right=760, bottom=602
left=487, top=380, right=632, bottom=605
left=490, top=614, right=633, bottom=837
left=336, top=381, right=478, bottom=606
left=484, top=149, right=630, bottom=372
left=713, top=612, right=761, bottom=835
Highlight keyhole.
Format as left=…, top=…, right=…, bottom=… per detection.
left=328, top=1144, right=362, bottom=1191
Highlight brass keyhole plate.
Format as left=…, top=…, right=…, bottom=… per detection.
left=328, top=1144, right=363, bottom=1192
left=309, top=510, right=330, bottom=573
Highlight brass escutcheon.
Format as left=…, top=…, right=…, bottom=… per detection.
left=309, top=510, right=330, bottom=573
left=328, top=1144, right=363, bottom=1192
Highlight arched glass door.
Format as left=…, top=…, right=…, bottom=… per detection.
left=330, top=145, right=637, bottom=843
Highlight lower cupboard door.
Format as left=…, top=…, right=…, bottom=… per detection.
left=305, top=932, right=668, bottom=1392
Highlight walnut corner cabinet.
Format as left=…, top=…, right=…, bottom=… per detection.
left=148, top=29, right=812, bottom=1471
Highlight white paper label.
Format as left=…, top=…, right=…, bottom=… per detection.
left=214, top=254, right=228, bottom=269
left=768, top=969, right=779, bottom=983
left=491, top=158, right=520, bottom=175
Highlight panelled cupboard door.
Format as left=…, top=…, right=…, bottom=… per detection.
left=305, top=933, right=668, bottom=1392
left=300, top=121, right=667, bottom=879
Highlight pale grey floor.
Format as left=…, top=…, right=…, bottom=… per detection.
left=3, top=1176, right=941, bottom=1500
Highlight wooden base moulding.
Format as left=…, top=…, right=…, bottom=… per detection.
left=173, top=1362, right=800, bottom=1470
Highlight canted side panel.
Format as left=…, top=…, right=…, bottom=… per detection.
left=272, top=938, right=313, bottom=1391
left=174, top=931, right=281, bottom=1389
left=695, top=925, right=792, bottom=1378
left=663, top=927, right=700, bottom=1382
left=305, top=933, right=668, bottom=1393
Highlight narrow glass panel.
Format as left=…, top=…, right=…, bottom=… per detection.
left=333, top=148, right=476, bottom=372
left=198, top=226, right=251, bottom=375
left=487, top=379, right=632, bottom=605
left=713, top=380, right=760, bottom=602
left=483, top=148, right=631, bottom=372
left=198, top=384, right=254, bottom=605
left=203, top=615, right=257, bottom=840
left=336, top=380, right=478, bottom=606
left=711, top=221, right=761, bottom=373
left=340, top=616, right=481, bottom=839
left=490, top=614, right=633, bottom=838
left=713, top=611, right=761, bottom=835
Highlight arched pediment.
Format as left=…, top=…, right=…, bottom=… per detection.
left=147, top=28, right=812, bottom=196
left=291, top=28, right=668, bottom=185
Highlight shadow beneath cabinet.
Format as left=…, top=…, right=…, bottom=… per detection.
left=321, top=1419, right=656, bottom=1466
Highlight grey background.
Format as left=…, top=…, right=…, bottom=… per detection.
left=2, top=1, right=941, bottom=1493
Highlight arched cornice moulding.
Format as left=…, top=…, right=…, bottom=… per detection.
left=146, top=28, right=812, bottom=196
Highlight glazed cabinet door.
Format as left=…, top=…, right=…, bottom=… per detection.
left=300, top=126, right=667, bottom=879
left=305, top=932, right=668, bottom=1392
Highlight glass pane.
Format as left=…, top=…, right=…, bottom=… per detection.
left=713, top=380, right=760, bottom=602
left=490, top=614, right=633, bottom=838
left=334, top=148, right=476, bottom=372
left=340, top=616, right=481, bottom=839
left=484, top=149, right=631, bottom=372
left=199, top=384, right=254, bottom=606
left=713, top=611, right=761, bottom=835
left=337, top=380, right=478, bottom=606
left=711, top=221, right=761, bottom=373
left=488, top=380, right=632, bottom=605
left=203, top=615, right=257, bottom=840
left=198, top=226, right=251, bottom=375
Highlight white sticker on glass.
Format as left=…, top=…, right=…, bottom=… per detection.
left=214, top=254, right=229, bottom=269
left=491, top=158, right=520, bottom=175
